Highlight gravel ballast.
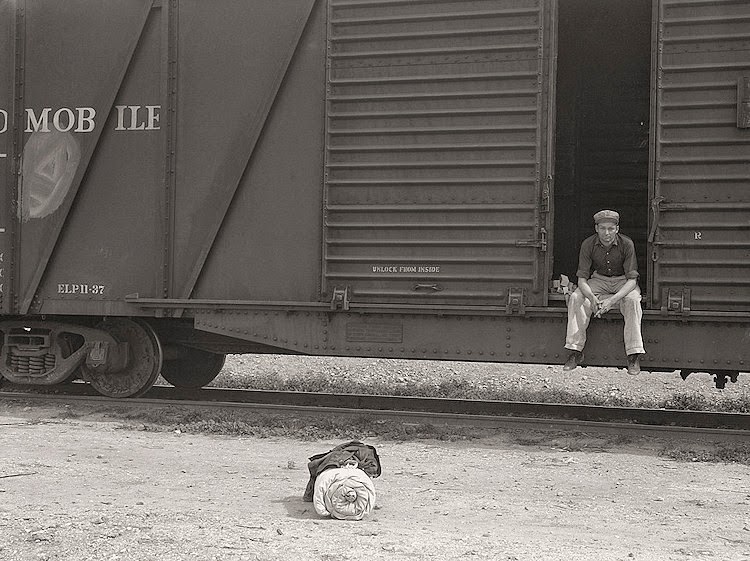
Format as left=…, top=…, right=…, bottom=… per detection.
left=216, top=354, right=750, bottom=412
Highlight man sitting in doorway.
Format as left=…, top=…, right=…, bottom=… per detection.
left=563, top=209, right=645, bottom=375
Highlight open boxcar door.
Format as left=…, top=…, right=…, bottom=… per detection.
left=322, top=0, right=557, bottom=309
left=650, top=0, right=750, bottom=312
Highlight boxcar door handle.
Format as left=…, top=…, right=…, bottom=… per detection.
left=413, top=284, right=443, bottom=292
left=648, top=196, right=665, bottom=243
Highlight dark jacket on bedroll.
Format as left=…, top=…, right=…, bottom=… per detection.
left=303, top=441, right=382, bottom=502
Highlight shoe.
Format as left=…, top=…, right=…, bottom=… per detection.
left=563, top=351, right=583, bottom=371
left=627, top=353, right=642, bottom=375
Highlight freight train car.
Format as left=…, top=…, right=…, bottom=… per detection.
left=0, top=0, right=748, bottom=397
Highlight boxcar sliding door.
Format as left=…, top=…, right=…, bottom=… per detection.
left=650, top=0, right=750, bottom=312
left=322, top=0, right=556, bottom=308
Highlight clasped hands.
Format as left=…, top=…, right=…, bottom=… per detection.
left=592, top=296, right=616, bottom=318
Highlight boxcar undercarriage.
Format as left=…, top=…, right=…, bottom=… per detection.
left=1, top=307, right=747, bottom=397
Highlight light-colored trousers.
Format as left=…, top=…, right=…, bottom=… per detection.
left=565, top=273, right=645, bottom=356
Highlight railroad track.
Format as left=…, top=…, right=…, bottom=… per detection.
left=1, top=383, right=749, bottom=442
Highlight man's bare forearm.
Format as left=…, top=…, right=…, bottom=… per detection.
left=609, top=278, right=637, bottom=305
left=577, top=278, right=598, bottom=304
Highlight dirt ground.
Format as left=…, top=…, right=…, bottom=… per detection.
left=1, top=401, right=749, bottom=561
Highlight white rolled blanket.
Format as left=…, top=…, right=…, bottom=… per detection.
left=313, top=465, right=376, bottom=520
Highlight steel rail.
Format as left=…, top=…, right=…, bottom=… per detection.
left=0, top=391, right=748, bottom=445
left=1, top=385, right=749, bottom=434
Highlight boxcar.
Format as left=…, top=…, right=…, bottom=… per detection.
left=0, top=0, right=748, bottom=396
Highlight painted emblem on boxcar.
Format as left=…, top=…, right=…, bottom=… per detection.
left=1, top=103, right=162, bottom=222
left=19, top=131, right=81, bottom=221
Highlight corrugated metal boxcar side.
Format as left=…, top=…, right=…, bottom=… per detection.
left=0, top=0, right=748, bottom=396
left=322, top=0, right=551, bottom=306
left=652, top=0, right=750, bottom=311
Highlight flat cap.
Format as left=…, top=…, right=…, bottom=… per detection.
left=593, top=209, right=619, bottom=224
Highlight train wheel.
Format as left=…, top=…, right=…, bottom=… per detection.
left=82, top=319, right=162, bottom=398
left=160, top=348, right=226, bottom=389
